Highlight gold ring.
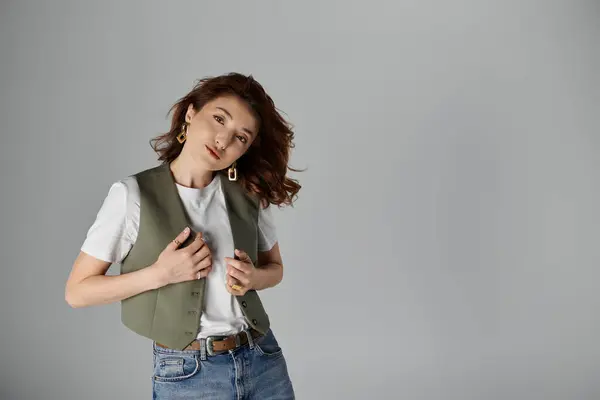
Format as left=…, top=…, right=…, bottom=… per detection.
left=231, top=284, right=242, bottom=291
left=173, top=239, right=181, bottom=245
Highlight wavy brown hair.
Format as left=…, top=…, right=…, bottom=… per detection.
left=150, top=72, right=302, bottom=207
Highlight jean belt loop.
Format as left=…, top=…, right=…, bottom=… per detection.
left=245, top=329, right=255, bottom=349
left=199, top=338, right=207, bottom=361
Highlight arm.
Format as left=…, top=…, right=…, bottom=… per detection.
left=65, top=251, right=162, bottom=308
left=225, top=242, right=284, bottom=293
left=252, top=241, right=284, bottom=290
left=224, top=201, right=284, bottom=294
left=65, top=180, right=159, bottom=308
left=65, top=228, right=210, bottom=308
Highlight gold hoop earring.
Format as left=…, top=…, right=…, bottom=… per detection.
left=228, top=161, right=238, bottom=181
left=176, top=122, right=188, bottom=144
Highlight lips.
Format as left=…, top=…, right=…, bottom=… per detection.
left=205, top=145, right=220, bottom=160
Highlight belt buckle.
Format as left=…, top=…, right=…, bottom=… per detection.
left=205, top=335, right=225, bottom=356
left=206, top=334, right=242, bottom=356
left=205, top=333, right=241, bottom=356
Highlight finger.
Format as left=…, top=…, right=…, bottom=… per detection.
left=183, top=232, right=205, bottom=254
left=225, top=257, right=250, bottom=274
left=191, top=245, right=211, bottom=264
left=227, top=276, right=244, bottom=293
left=225, top=282, right=235, bottom=295
left=194, top=255, right=212, bottom=272
left=227, top=266, right=249, bottom=285
left=195, top=266, right=212, bottom=280
left=231, top=284, right=243, bottom=292
left=227, top=275, right=242, bottom=288
left=167, top=227, right=191, bottom=251
left=234, top=248, right=251, bottom=262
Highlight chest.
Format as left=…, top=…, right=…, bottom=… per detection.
left=180, top=186, right=234, bottom=260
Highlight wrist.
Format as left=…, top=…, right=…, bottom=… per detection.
left=252, top=269, right=267, bottom=291
left=146, top=263, right=167, bottom=290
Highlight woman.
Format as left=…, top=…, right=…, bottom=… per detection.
left=65, top=72, right=301, bottom=399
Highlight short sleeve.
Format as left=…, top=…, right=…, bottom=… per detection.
left=80, top=178, right=140, bottom=263
left=257, top=203, right=278, bottom=252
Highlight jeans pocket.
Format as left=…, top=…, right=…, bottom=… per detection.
left=254, top=329, right=283, bottom=358
left=153, top=352, right=200, bottom=382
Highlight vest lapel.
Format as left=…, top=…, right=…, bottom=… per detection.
left=219, top=174, right=259, bottom=264
left=146, top=163, right=205, bottom=347
left=153, top=162, right=196, bottom=246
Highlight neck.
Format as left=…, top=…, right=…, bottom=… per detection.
left=169, top=151, right=215, bottom=189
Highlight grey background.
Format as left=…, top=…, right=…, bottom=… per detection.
left=1, top=0, right=599, bottom=399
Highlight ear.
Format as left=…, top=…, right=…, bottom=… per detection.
left=185, top=104, right=196, bottom=123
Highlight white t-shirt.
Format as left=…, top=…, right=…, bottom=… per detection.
left=80, top=173, right=278, bottom=339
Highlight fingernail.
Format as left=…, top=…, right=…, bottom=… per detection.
left=184, top=227, right=189, bottom=233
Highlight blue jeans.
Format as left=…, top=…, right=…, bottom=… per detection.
left=151, top=328, right=295, bottom=399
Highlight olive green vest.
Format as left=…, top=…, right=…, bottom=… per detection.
left=119, top=163, right=270, bottom=350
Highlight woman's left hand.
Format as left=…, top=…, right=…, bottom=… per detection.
left=225, top=249, right=256, bottom=296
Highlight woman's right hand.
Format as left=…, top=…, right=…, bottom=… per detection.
left=152, top=227, right=213, bottom=286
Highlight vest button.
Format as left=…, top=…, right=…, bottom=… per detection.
left=241, top=301, right=247, bottom=307
left=252, top=319, right=258, bottom=325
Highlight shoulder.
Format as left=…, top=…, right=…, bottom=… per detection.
left=119, top=174, right=140, bottom=197
left=94, top=175, right=141, bottom=227
left=132, top=163, right=170, bottom=183
left=81, top=174, right=141, bottom=262
left=257, top=201, right=278, bottom=251
left=91, top=171, right=142, bottom=228
left=258, top=201, right=277, bottom=224
left=102, top=174, right=140, bottom=203
left=110, top=164, right=167, bottom=200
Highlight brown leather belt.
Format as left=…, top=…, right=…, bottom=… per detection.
left=156, top=329, right=262, bottom=355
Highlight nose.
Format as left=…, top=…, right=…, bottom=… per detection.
left=215, top=131, right=234, bottom=150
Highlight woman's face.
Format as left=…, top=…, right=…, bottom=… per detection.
left=183, top=94, right=259, bottom=171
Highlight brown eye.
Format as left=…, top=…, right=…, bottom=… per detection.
left=237, top=135, right=247, bottom=144
left=213, top=115, right=224, bottom=124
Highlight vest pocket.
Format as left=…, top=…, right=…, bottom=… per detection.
left=153, top=355, right=200, bottom=382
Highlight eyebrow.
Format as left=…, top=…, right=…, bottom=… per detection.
left=216, top=107, right=255, bottom=137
